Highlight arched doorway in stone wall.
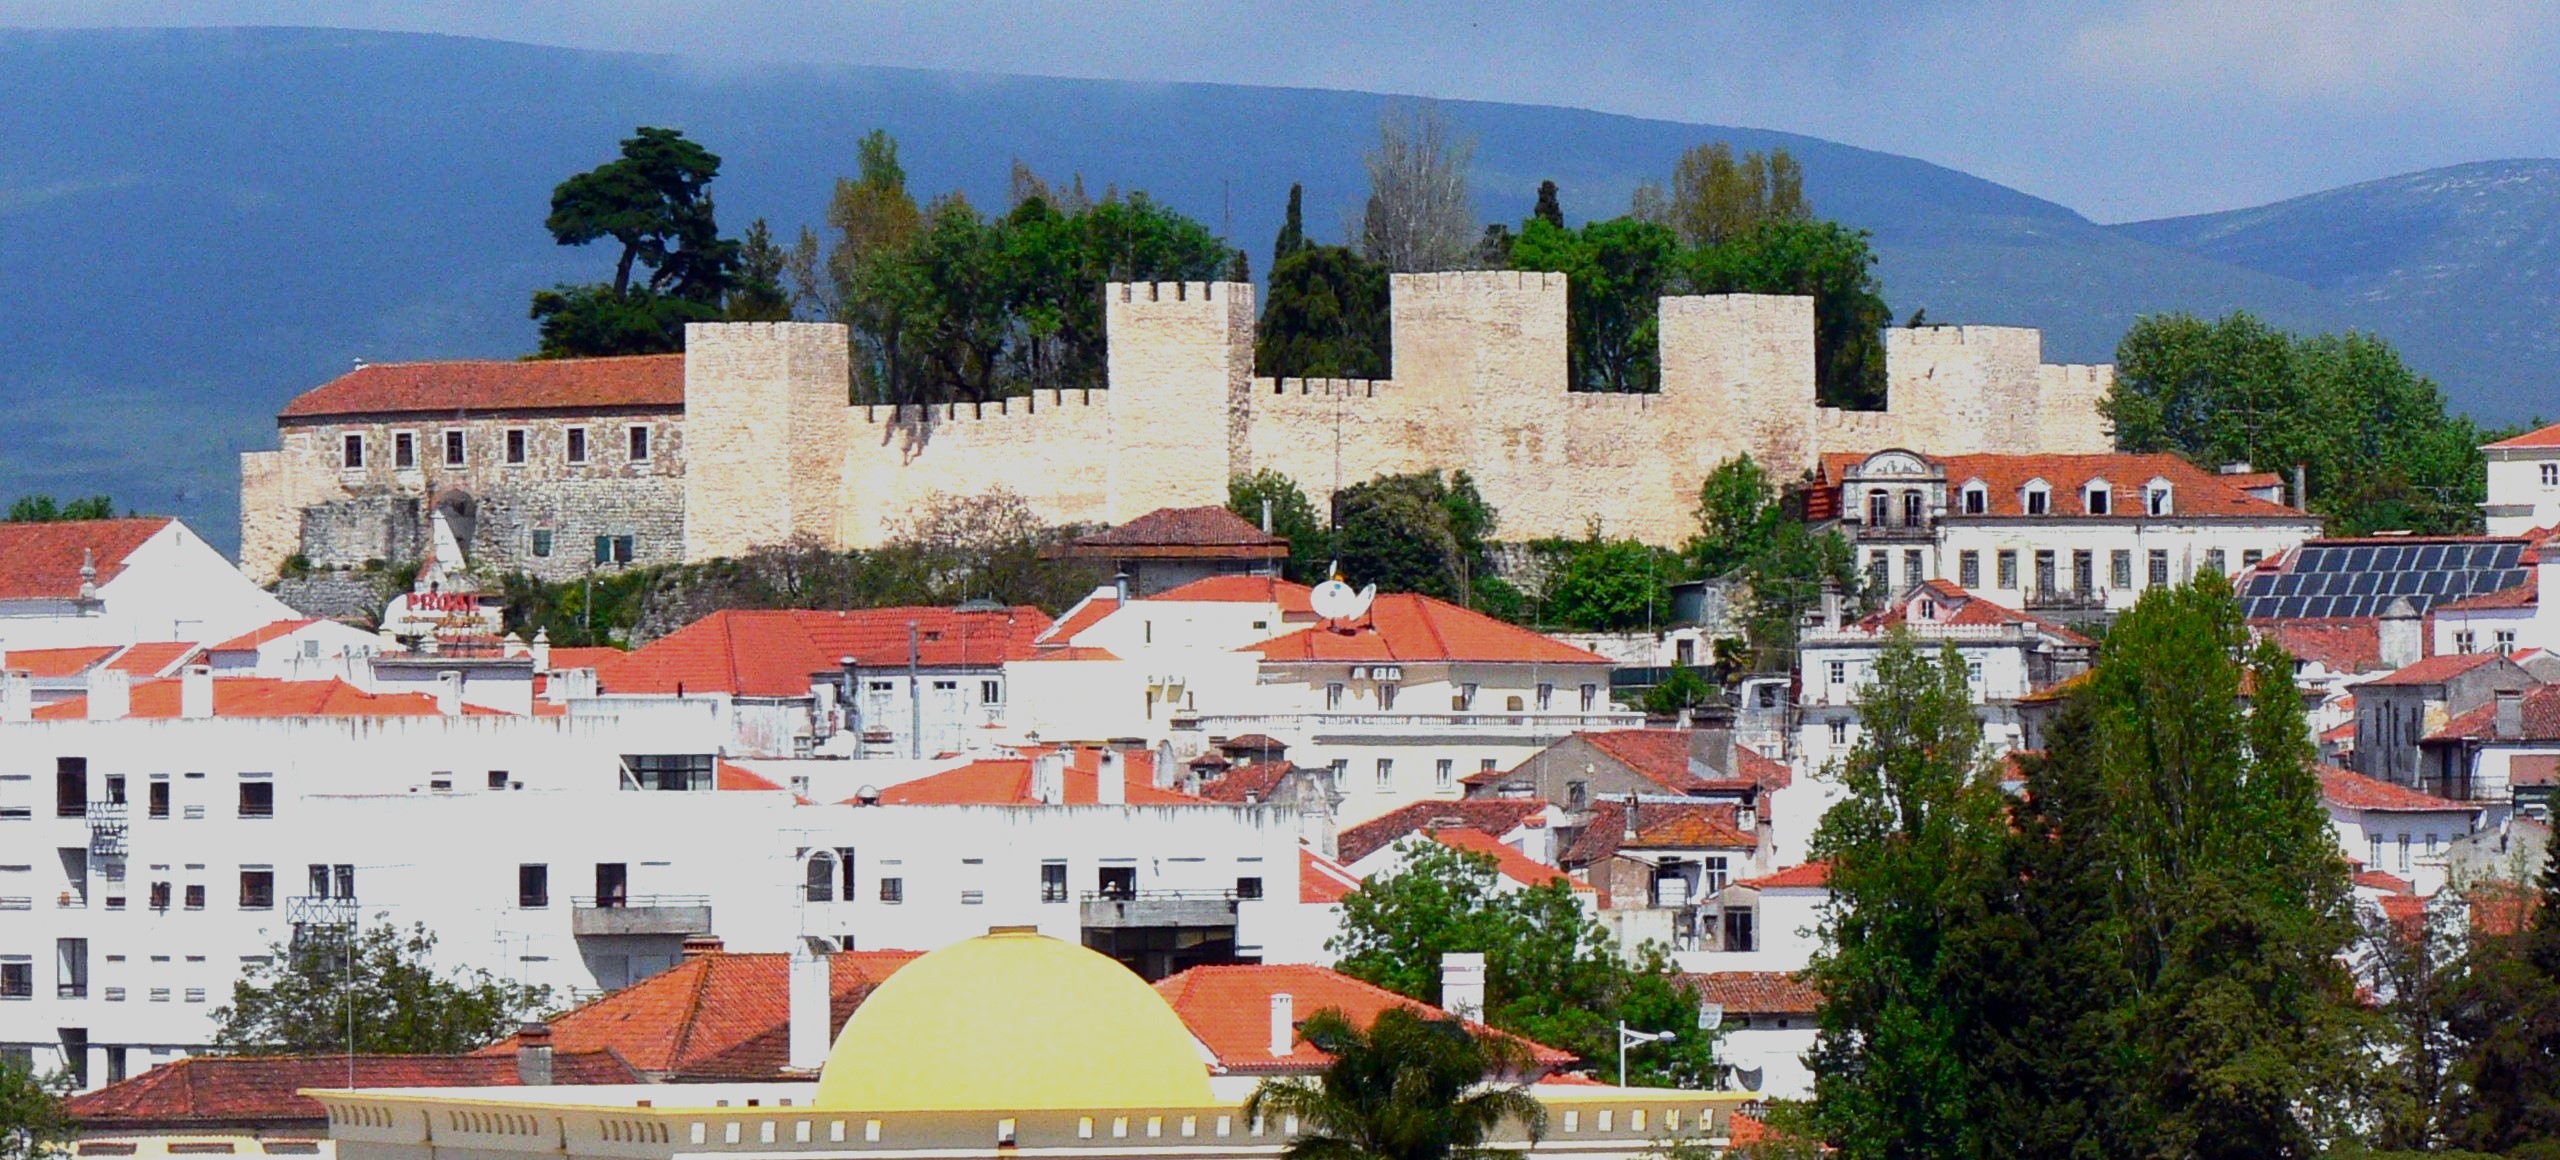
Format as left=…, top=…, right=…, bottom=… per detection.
left=431, top=489, right=478, bottom=558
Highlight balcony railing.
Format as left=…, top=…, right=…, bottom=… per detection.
left=1175, top=711, right=1640, bottom=739
left=2020, top=587, right=2111, bottom=612
left=570, top=895, right=712, bottom=937
left=1851, top=522, right=1934, bottom=541
left=58, top=982, right=87, bottom=999
left=1080, top=889, right=1240, bottom=929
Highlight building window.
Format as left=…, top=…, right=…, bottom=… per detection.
left=2147, top=483, right=2172, bottom=516
left=531, top=529, right=553, bottom=558
left=628, top=425, right=652, bottom=462
left=1867, top=551, right=1890, bottom=592
left=1903, top=548, right=1923, bottom=584
left=1236, top=876, right=1264, bottom=900
left=2542, top=463, right=2559, bottom=487
left=2203, top=548, right=2226, bottom=576
left=1580, top=683, right=1598, bottom=712
left=1097, top=866, right=1137, bottom=900
left=1536, top=682, right=1554, bottom=710
left=878, top=877, right=903, bottom=903
left=518, top=864, right=548, bottom=908
left=149, top=882, right=171, bottom=911
left=1435, top=759, right=1454, bottom=788
left=1958, top=550, right=1980, bottom=588
left=2111, top=550, right=2133, bottom=590
left=1325, top=682, right=1345, bottom=710
left=1827, top=661, right=1846, bottom=686
left=238, top=870, right=274, bottom=910
left=1566, top=780, right=1587, bottom=809
left=2398, top=833, right=2411, bottom=870
left=2072, top=550, right=2094, bottom=593
left=0, top=961, right=28, bottom=999
left=2497, top=630, right=2517, bottom=654
left=147, top=780, right=169, bottom=819
left=1374, top=759, right=1393, bottom=790
left=488, top=770, right=509, bottom=790
left=443, top=429, right=465, bottom=466
left=1961, top=485, right=1986, bottom=515
left=2024, top=485, right=2049, bottom=515
left=2455, top=630, right=2476, bottom=654
left=1378, top=683, right=1399, bottom=710
left=804, top=851, right=837, bottom=902
left=2085, top=485, right=2110, bottom=515
left=594, top=535, right=635, bottom=565
left=1967, top=660, right=1983, bottom=684
left=1866, top=489, right=1889, bottom=526
left=566, top=427, right=588, bottom=464
left=505, top=429, right=528, bottom=465
left=2370, top=834, right=2383, bottom=867
left=393, top=432, right=415, bottom=469
left=1449, top=682, right=1477, bottom=711
left=183, top=884, right=205, bottom=911
left=1041, top=861, right=1068, bottom=903
left=2242, top=549, right=2263, bottom=568
left=2148, top=549, right=2171, bottom=587
left=237, top=781, right=272, bottom=819
left=2034, top=550, right=2056, bottom=594
left=1997, top=550, right=2017, bottom=589
left=341, top=433, right=364, bottom=469
left=1900, top=490, right=1924, bottom=527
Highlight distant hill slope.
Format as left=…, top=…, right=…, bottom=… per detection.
left=0, top=26, right=2494, bottom=554
left=2118, top=159, right=2560, bottom=425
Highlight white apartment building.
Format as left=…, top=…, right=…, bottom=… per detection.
left=2481, top=422, right=2560, bottom=536
left=1821, top=450, right=2321, bottom=614
left=0, top=519, right=298, bottom=652
left=1003, top=576, right=1638, bottom=826
left=0, top=675, right=1322, bottom=1090
left=1794, top=580, right=2094, bottom=802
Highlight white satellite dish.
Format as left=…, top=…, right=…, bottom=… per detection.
left=1308, top=562, right=1376, bottom=622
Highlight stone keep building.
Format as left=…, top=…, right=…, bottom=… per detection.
left=242, top=276, right=2113, bottom=583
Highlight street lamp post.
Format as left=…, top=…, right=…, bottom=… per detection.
left=1617, top=1022, right=1676, bottom=1088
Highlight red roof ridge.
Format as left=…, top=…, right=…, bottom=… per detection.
left=1734, top=861, right=1830, bottom=889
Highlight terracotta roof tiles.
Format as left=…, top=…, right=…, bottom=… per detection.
left=278, top=355, right=685, bottom=420
left=1146, top=574, right=1316, bottom=613
left=865, top=748, right=1204, bottom=806
left=1300, top=849, right=1363, bottom=904
left=1824, top=451, right=2311, bottom=521
left=1430, top=828, right=1591, bottom=892
left=107, top=641, right=203, bottom=677
left=1058, top=507, right=1288, bottom=558
left=2427, top=684, right=2560, bottom=743
left=0, top=645, right=119, bottom=678
left=2364, top=651, right=2510, bottom=687
left=1684, top=970, right=1820, bottom=1015
left=1562, top=800, right=1753, bottom=865
left=1151, top=963, right=1575, bottom=1072
left=2486, top=422, right=2560, bottom=449
left=65, top=1052, right=641, bottom=1128
left=1245, top=593, right=1610, bottom=665
left=1338, top=799, right=1549, bottom=863
left=602, top=607, right=1051, bottom=698
left=1734, top=862, right=1830, bottom=890
left=2320, top=766, right=2474, bottom=812
left=479, top=950, right=921, bottom=1079
left=2259, top=619, right=2386, bottom=674
left=33, top=677, right=467, bottom=720
left=206, top=619, right=321, bottom=653
left=0, top=518, right=168, bottom=601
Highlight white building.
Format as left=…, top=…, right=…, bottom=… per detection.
left=1679, top=862, right=1831, bottom=1100
left=2320, top=766, right=2480, bottom=896
left=1819, top=450, right=2321, bottom=613
left=0, top=679, right=1325, bottom=1090
left=1795, top=580, right=2093, bottom=779
left=2480, top=423, right=2560, bottom=536
left=1005, top=576, right=1636, bottom=826
left=0, top=519, right=297, bottom=652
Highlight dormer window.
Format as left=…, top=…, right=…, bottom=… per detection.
left=1960, top=483, right=1987, bottom=515
left=1916, top=598, right=1938, bottom=620
left=2146, top=480, right=2173, bottom=516
left=2023, top=481, right=2050, bottom=516
left=2084, top=481, right=2111, bottom=515
left=1866, top=489, right=1890, bottom=526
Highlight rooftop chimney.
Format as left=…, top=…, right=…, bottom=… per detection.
left=434, top=670, right=463, bottom=717
left=180, top=664, right=213, bottom=720
left=1818, top=577, right=1842, bottom=633
left=1031, top=751, right=1066, bottom=805
left=2379, top=598, right=2423, bottom=670
left=1113, top=571, right=1131, bottom=604
left=788, top=940, right=831, bottom=1072
left=680, top=934, right=725, bottom=958
left=530, top=628, right=551, bottom=672
left=514, top=1022, right=553, bottom=1086
left=86, top=668, right=129, bottom=721
left=1268, top=992, right=1295, bottom=1057
left=0, top=670, right=30, bottom=724
left=1439, top=953, right=1486, bottom=1022
left=1096, top=749, right=1126, bottom=806
left=2496, top=688, right=2524, bottom=739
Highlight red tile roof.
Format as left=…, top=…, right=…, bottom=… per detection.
left=1684, top=971, right=1820, bottom=1015
left=1018, top=645, right=1123, bottom=661
left=1338, top=799, right=1551, bottom=863
left=278, top=355, right=685, bottom=420
left=2259, top=619, right=2385, bottom=674
left=1431, top=828, right=1591, bottom=892
left=2320, top=766, right=2473, bottom=812
left=1058, top=507, right=1289, bottom=558
left=1549, top=730, right=1795, bottom=794
left=715, top=761, right=788, bottom=793
left=602, top=607, right=1051, bottom=697
left=1151, top=963, right=1575, bottom=1072
left=546, top=645, right=628, bottom=671
left=2437, top=582, right=2538, bottom=613
left=865, top=747, right=1204, bottom=806
left=64, top=1052, right=642, bottom=1128
left=1300, top=849, right=1362, bottom=904
left=1734, top=862, right=1830, bottom=889
left=1147, top=574, right=1317, bottom=613
left=1034, top=591, right=1119, bottom=645
left=0, top=518, right=169, bottom=600
left=107, top=641, right=203, bottom=677
left=1194, top=761, right=1298, bottom=803
left=2353, top=870, right=2416, bottom=894
left=1733, top=744, right=1793, bottom=789
left=1821, top=452, right=2311, bottom=520
left=0, top=645, right=119, bottom=677
left=206, top=619, right=321, bottom=653
left=1562, top=800, right=1754, bottom=865
left=2363, top=651, right=2509, bottom=687
left=1858, top=580, right=2093, bottom=645
left=1728, top=1112, right=1771, bottom=1147
left=2427, top=684, right=2560, bottom=742
left=1246, top=593, right=1610, bottom=665
left=479, top=950, right=922, bottom=1079
left=2486, top=422, right=2560, bottom=449
left=32, top=677, right=477, bottom=720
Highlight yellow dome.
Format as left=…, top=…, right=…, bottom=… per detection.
left=812, top=928, right=1214, bottom=1111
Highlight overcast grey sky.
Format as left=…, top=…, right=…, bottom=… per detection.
left=8, top=0, right=2558, bottom=221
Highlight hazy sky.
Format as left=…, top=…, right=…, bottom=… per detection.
left=9, top=0, right=2560, bottom=221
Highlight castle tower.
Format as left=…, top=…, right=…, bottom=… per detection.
left=1882, top=326, right=2045, bottom=454
left=1386, top=269, right=1569, bottom=505
left=1659, top=294, right=1821, bottom=477
left=681, top=322, right=852, bottom=561
left=1102, top=282, right=1255, bottom=522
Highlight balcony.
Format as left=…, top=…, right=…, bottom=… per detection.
left=1080, top=889, right=1240, bottom=930
left=570, top=895, right=712, bottom=938
left=2021, top=587, right=2111, bottom=613
left=1850, top=521, right=1934, bottom=542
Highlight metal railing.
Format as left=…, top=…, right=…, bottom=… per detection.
left=570, top=894, right=711, bottom=911
left=1079, top=889, right=1237, bottom=904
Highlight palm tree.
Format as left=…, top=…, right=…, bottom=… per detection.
left=1244, top=1007, right=1548, bottom=1160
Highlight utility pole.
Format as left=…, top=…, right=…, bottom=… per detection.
left=907, top=621, right=922, bottom=760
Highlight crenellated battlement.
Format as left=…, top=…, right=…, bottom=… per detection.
left=855, top=390, right=1108, bottom=427
left=1257, top=377, right=1396, bottom=398
left=1111, top=280, right=1238, bottom=304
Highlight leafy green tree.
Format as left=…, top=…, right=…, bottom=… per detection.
left=0, top=1056, right=69, bottom=1160
left=1529, top=533, right=1675, bottom=631
left=1686, top=455, right=1783, bottom=579
left=724, top=218, right=793, bottom=321
left=1803, top=634, right=2008, bottom=1159
left=793, top=130, right=926, bottom=401
left=1511, top=216, right=1681, bottom=393
left=1689, top=219, right=1890, bottom=410
left=1683, top=455, right=1859, bottom=669
left=1329, top=842, right=1718, bottom=1087
left=1333, top=471, right=1498, bottom=608
left=1228, top=470, right=1334, bottom=584
left=1667, top=144, right=1808, bottom=249
left=1639, top=663, right=1716, bottom=717
left=5, top=495, right=115, bottom=522
left=1258, top=243, right=1391, bottom=379
left=2106, top=312, right=2487, bottom=535
left=532, top=127, right=739, bottom=357
left=211, top=923, right=552, bottom=1054
left=2441, top=852, right=2560, bottom=1156
left=1245, top=1007, right=1546, bottom=1160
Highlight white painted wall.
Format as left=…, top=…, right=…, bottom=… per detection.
left=0, top=523, right=298, bottom=651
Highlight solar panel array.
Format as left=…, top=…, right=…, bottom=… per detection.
left=2240, top=540, right=2529, bottom=620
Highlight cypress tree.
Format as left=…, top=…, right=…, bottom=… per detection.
left=1274, top=183, right=1309, bottom=268
left=1532, top=179, right=1564, bottom=229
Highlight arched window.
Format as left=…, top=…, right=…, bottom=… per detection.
left=804, top=850, right=837, bottom=903
left=1901, top=490, right=1925, bottom=527
left=2542, top=463, right=2558, bottom=488
left=1866, top=489, right=1890, bottom=526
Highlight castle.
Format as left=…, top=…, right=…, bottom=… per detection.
left=239, top=273, right=2114, bottom=584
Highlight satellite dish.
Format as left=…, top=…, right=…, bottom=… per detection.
left=1309, top=562, right=1377, bottom=622
left=1699, top=1002, right=1725, bottom=1031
